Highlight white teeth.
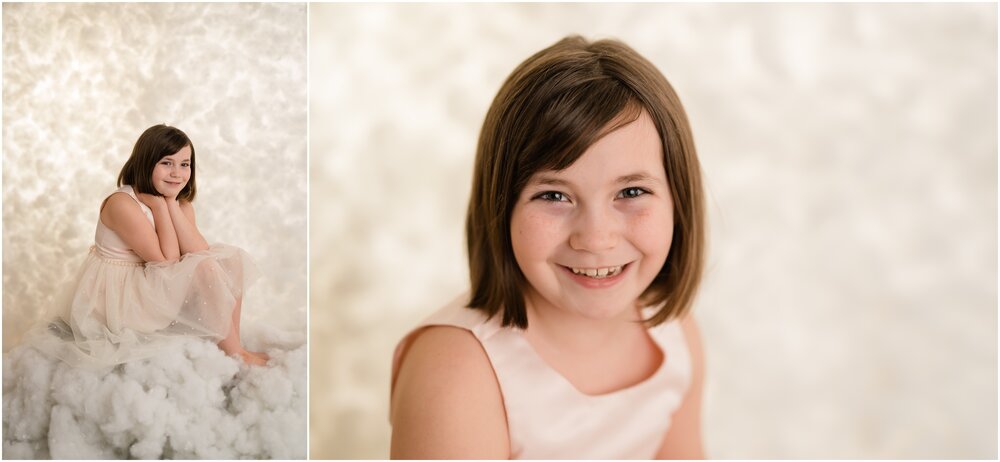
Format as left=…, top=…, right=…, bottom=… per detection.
left=570, top=265, right=623, bottom=279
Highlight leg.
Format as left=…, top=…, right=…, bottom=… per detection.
left=217, top=297, right=269, bottom=366
left=232, top=296, right=269, bottom=362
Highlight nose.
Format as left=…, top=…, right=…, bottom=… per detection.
left=568, top=204, right=621, bottom=253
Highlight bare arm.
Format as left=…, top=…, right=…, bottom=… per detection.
left=102, top=193, right=179, bottom=262
left=166, top=199, right=209, bottom=255
left=390, top=326, right=510, bottom=459
left=656, top=315, right=707, bottom=459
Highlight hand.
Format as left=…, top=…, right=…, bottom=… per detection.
left=150, top=184, right=176, bottom=200
left=135, top=192, right=167, bottom=210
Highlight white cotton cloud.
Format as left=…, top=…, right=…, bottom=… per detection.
left=3, top=328, right=306, bottom=459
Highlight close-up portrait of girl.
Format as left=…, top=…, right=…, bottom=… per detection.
left=310, top=3, right=995, bottom=459
left=2, top=3, right=307, bottom=459
left=389, top=35, right=707, bottom=458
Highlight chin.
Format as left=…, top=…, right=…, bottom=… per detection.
left=546, top=291, right=639, bottom=321
left=572, top=301, right=635, bottom=320
left=158, top=185, right=184, bottom=195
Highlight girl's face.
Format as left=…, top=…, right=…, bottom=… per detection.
left=151, top=145, right=192, bottom=198
left=510, top=110, right=673, bottom=322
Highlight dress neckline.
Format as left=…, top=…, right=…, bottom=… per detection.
left=506, top=307, right=669, bottom=399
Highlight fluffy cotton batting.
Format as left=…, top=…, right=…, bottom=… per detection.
left=2, top=326, right=306, bottom=459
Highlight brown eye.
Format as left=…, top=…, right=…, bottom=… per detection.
left=617, top=187, right=648, bottom=199
left=534, top=191, right=568, bottom=202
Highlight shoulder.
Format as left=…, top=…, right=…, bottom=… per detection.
left=679, top=314, right=701, bottom=347
left=678, top=314, right=704, bottom=373
left=653, top=313, right=708, bottom=458
left=390, top=325, right=509, bottom=458
left=648, top=307, right=702, bottom=359
left=395, top=325, right=498, bottom=391
left=103, top=190, right=138, bottom=207
left=673, top=313, right=705, bottom=378
left=100, top=191, right=143, bottom=221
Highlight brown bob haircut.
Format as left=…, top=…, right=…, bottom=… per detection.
left=466, top=35, right=705, bottom=329
left=117, top=124, right=197, bottom=202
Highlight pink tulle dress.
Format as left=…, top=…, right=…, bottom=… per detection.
left=27, top=185, right=258, bottom=369
left=392, top=294, right=693, bottom=459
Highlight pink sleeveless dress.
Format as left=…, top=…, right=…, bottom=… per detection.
left=27, top=185, right=259, bottom=369
left=392, top=294, right=693, bottom=459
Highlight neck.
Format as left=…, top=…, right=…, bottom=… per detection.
left=522, top=292, right=642, bottom=356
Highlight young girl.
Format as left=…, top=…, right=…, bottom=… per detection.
left=390, top=36, right=707, bottom=458
left=29, top=124, right=268, bottom=368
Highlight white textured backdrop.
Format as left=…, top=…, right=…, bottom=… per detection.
left=3, top=3, right=308, bottom=348
left=310, top=3, right=997, bottom=459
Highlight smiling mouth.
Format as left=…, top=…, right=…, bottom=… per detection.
left=567, top=264, right=625, bottom=279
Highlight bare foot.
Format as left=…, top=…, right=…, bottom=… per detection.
left=237, top=350, right=268, bottom=366
left=248, top=350, right=270, bottom=363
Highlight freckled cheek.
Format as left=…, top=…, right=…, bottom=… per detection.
left=511, top=207, right=566, bottom=262
left=625, top=204, right=674, bottom=260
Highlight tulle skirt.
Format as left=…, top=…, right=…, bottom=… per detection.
left=25, top=244, right=259, bottom=369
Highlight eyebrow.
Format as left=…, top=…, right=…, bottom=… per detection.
left=532, top=176, right=570, bottom=187
left=616, top=173, right=663, bottom=185
left=529, top=171, right=664, bottom=187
